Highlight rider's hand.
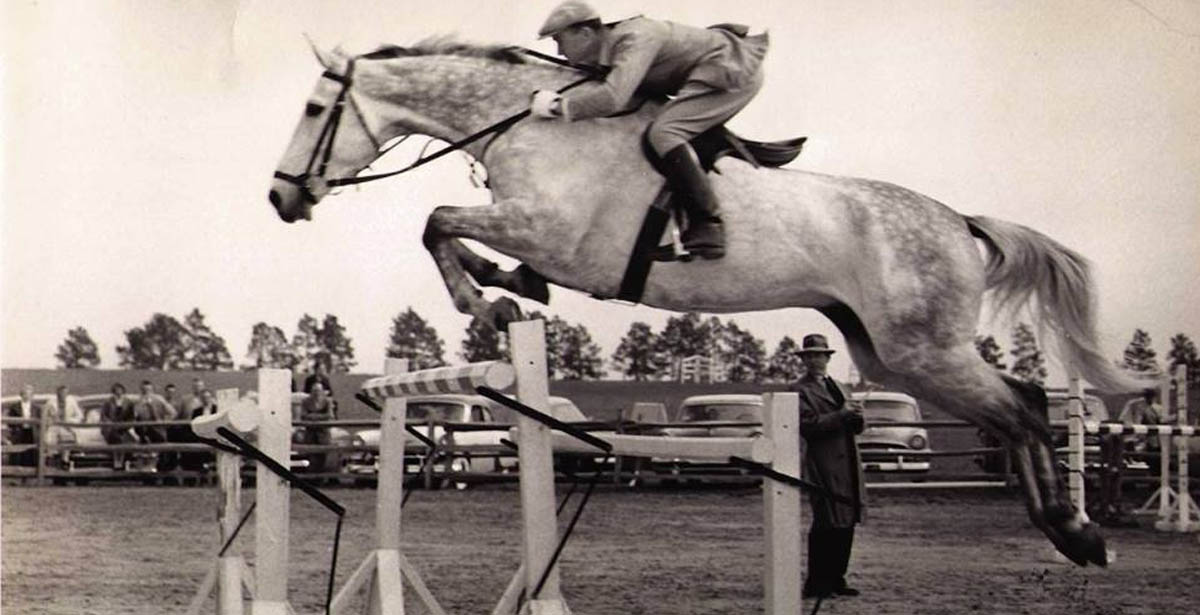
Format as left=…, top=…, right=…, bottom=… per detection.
left=530, top=90, right=562, bottom=118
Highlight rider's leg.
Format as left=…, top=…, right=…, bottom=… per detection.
left=649, top=75, right=762, bottom=259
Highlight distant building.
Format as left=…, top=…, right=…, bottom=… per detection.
left=675, top=354, right=727, bottom=383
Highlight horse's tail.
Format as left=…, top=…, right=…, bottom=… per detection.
left=966, top=215, right=1143, bottom=393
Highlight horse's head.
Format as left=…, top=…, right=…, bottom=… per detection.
left=268, top=45, right=383, bottom=223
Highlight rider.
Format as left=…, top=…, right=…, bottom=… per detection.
left=529, top=1, right=769, bottom=260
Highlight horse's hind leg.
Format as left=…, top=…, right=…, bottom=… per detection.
left=823, top=304, right=1106, bottom=565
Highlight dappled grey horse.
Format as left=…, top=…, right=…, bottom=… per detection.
left=268, top=41, right=1141, bottom=566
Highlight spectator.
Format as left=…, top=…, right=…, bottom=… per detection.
left=790, top=334, right=866, bottom=600
left=303, top=355, right=334, bottom=396
left=43, top=385, right=84, bottom=468
left=298, top=382, right=337, bottom=473
left=4, top=385, right=40, bottom=466
left=184, top=378, right=208, bottom=417
left=159, top=383, right=187, bottom=473
left=131, top=381, right=172, bottom=471
left=180, top=388, right=219, bottom=475
left=100, top=383, right=135, bottom=469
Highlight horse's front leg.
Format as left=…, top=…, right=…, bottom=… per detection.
left=421, top=204, right=547, bottom=330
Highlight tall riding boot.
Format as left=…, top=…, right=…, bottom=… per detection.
left=662, top=143, right=726, bottom=259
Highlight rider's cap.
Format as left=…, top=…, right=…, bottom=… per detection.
left=538, top=1, right=601, bottom=38
left=798, top=334, right=836, bottom=355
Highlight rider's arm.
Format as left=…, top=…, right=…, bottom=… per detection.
left=560, top=22, right=664, bottom=121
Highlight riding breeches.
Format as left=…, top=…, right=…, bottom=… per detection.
left=647, top=70, right=765, bottom=156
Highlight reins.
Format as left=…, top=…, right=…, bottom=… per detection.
left=275, top=47, right=605, bottom=198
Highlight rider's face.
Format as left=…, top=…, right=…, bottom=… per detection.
left=553, top=26, right=599, bottom=65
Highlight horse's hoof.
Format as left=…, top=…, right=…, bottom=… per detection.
left=1054, top=521, right=1108, bottom=567
left=489, top=297, right=523, bottom=332
left=515, top=264, right=550, bottom=304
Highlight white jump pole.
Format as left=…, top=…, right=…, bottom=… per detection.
left=346, top=358, right=517, bottom=615
left=250, top=369, right=294, bottom=615
left=1156, top=364, right=1199, bottom=532
left=761, top=393, right=803, bottom=615
left=1067, top=376, right=1085, bottom=515
left=186, top=388, right=260, bottom=615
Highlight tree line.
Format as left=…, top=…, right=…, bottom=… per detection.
left=53, top=309, right=1200, bottom=385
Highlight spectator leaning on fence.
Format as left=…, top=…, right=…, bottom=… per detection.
left=303, top=355, right=334, bottom=396
left=184, top=378, right=208, bottom=417
left=132, top=380, right=172, bottom=444
left=4, top=385, right=40, bottom=466
left=43, top=385, right=84, bottom=468
left=179, top=388, right=219, bottom=475
left=298, top=382, right=337, bottom=473
left=100, top=383, right=135, bottom=469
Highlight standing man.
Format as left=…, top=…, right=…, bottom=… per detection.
left=791, top=334, right=866, bottom=600
left=530, top=1, right=769, bottom=259
left=5, top=385, right=40, bottom=466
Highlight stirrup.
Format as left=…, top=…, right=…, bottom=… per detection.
left=651, top=243, right=693, bottom=262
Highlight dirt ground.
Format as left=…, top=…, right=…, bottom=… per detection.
left=2, top=484, right=1198, bottom=615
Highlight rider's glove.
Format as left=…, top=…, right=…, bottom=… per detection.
left=530, top=90, right=562, bottom=118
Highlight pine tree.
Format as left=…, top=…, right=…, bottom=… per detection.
left=974, top=334, right=1006, bottom=371
left=1167, top=333, right=1200, bottom=386
left=183, top=308, right=233, bottom=370
left=317, top=314, right=356, bottom=373
left=611, top=322, right=666, bottom=381
left=55, top=326, right=100, bottom=368
left=292, top=314, right=323, bottom=367
left=1120, top=328, right=1160, bottom=377
left=385, top=307, right=446, bottom=370
left=461, top=317, right=507, bottom=362
left=557, top=321, right=604, bottom=380
left=1009, top=322, right=1047, bottom=385
left=245, top=322, right=299, bottom=369
left=718, top=321, right=766, bottom=383
left=766, top=336, right=806, bottom=382
left=117, top=313, right=190, bottom=369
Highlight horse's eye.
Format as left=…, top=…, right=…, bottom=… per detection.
left=305, top=102, right=324, bottom=117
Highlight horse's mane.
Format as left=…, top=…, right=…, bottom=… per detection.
left=360, top=36, right=528, bottom=65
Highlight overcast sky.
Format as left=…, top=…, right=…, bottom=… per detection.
left=3, top=0, right=1197, bottom=384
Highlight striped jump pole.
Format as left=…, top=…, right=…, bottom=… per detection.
left=335, top=359, right=516, bottom=615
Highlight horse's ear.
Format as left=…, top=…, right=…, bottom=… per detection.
left=304, top=34, right=334, bottom=69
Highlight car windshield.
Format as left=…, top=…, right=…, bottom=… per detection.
left=407, top=402, right=462, bottom=422
left=678, top=403, right=761, bottom=422
left=861, top=400, right=918, bottom=422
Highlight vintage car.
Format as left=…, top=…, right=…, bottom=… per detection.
left=651, top=394, right=765, bottom=480
left=655, top=391, right=931, bottom=477
left=345, top=393, right=586, bottom=481
left=853, top=391, right=932, bottom=473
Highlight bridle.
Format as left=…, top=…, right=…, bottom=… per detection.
left=273, top=48, right=604, bottom=204
left=272, top=58, right=382, bottom=204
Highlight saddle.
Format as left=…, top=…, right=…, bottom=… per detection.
left=612, top=127, right=806, bottom=303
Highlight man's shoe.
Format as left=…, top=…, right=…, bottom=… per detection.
left=802, top=585, right=833, bottom=599
left=834, top=585, right=861, bottom=597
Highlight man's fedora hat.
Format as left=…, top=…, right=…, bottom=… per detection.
left=798, top=334, right=836, bottom=355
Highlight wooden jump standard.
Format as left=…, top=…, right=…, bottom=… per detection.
left=485, top=320, right=804, bottom=615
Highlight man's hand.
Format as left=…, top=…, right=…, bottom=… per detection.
left=842, top=408, right=865, bottom=434
left=530, top=90, right=562, bottom=118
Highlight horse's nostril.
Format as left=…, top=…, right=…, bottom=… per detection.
left=269, top=190, right=282, bottom=209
